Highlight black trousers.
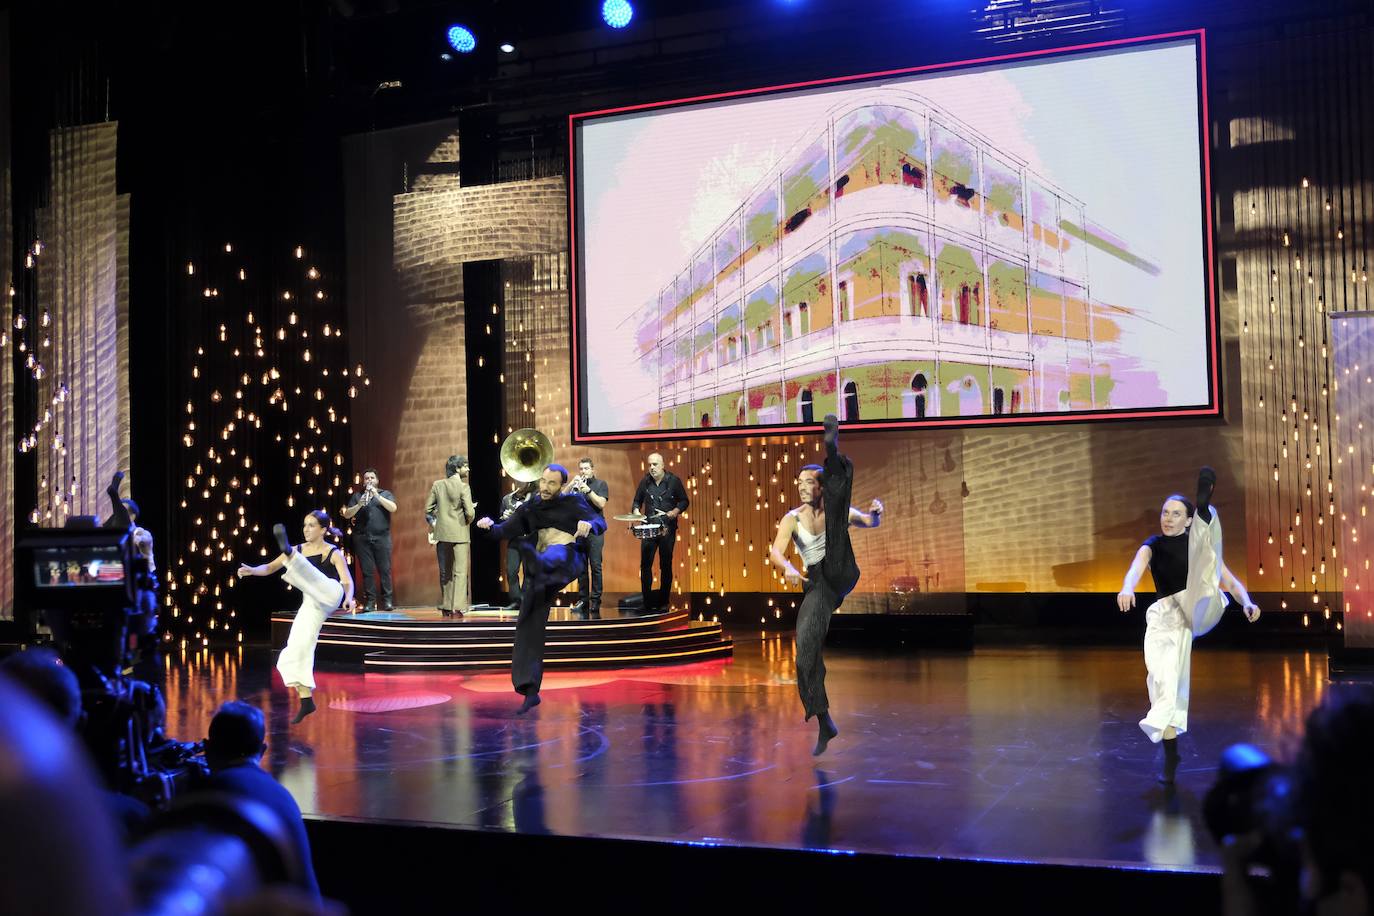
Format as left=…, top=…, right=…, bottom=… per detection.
left=353, top=534, right=393, bottom=605
left=577, top=531, right=604, bottom=610
left=506, top=542, right=527, bottom=606
left=795, top=441, right=858, bottom=718
left=640, top=528, right=675, bottom=610
left=511, top=542, right=586, bottom=696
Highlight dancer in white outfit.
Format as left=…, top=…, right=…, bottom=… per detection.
left=1116, top=467, right=1260, bottom=783
left=238, top=511, right=355, bottom=723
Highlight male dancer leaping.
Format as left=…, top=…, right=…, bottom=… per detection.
left=769, top=414, right=884, bottom=755
left=476, top=464, right=607, bottom=714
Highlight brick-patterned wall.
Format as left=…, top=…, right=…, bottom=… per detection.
left=33, top=123, right=130, bottom=523
left=388, top=314, right=468, bottom=607
left=379, top=129, right=570, bottom=604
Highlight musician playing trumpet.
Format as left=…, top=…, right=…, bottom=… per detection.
left=568, top=458, right=609, bottom=617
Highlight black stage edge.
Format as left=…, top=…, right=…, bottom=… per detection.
left=679, top=592, right=1336, bottom=649
left=304, top=816, right=1220, bottom=916
left=463, top=258, right=505, bottom=603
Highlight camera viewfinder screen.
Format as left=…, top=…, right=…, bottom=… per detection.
left=33, top=546, right=127, bottom=588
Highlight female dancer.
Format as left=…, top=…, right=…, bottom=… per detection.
left=1117, top=467, right=1260, bottom=783
left=238, top=511, right=355, bottom=723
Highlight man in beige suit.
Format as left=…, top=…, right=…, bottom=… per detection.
left=425, top=454, right=475, bottom=617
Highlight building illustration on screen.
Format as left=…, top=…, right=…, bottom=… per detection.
left=621, top=88, right=1165, bottom=429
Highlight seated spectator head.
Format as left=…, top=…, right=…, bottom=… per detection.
left=204, top=701, right=267, bottom=770
left=0, top=674, right=129, bottom=915
left=0, top=648, right=82, bottom=729
left=1294, top=688, right=1374, bottom=915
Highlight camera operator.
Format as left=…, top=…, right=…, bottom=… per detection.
left=1215, top=689, right=1374, bottom=916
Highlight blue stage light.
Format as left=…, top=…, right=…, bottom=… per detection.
left=602, top=0, right=634, bottom=29
left=446, top=24, right=476, bottom=53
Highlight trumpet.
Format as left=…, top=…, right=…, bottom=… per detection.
left=562, top=471, right=591, bottom=496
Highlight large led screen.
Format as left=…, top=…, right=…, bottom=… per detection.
left=571, top=32, right=1217, bottom=440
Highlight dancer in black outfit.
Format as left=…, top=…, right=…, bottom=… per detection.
left=768, top=415, right=884, bottom=755
left=477, top=464, right=606, bottom=714
left=1117, top=467, right=1260, bottom=783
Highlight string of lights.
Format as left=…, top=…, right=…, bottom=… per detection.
left=166, top=242, right=368, bottom=647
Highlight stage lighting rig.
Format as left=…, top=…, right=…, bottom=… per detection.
left=601, top=0, right=633, bottom=29
left=446, top=23, right=477, bottom=53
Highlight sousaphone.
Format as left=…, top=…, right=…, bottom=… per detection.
left=499, top=428, right=554, bottom=483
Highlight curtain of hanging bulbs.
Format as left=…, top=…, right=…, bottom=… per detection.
left=166, top=243, right=367, bottom=647
left=1233, top=26, right=1374, bottom=627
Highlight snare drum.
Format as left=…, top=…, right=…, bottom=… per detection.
left=632, top=522, right=665, bottom=541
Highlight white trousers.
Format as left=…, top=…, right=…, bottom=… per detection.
left=275, top=552, right=344, bottom=690
left=1139, top=508, right=1228, bottom=743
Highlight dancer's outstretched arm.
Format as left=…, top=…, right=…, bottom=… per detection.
left=238, top=554, right=288, bottom=578
left=331, top=549, right=356, bottom=611
left=1219, top=562, right=1260, bottom=621
left=1117, top=545, right=1152, bottom=612
left=848, top=499, right=884, bottom=529
left=768, top=514, right=805, bottom=586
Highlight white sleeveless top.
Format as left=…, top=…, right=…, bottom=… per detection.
left=789, top=509, right=827, bottom=569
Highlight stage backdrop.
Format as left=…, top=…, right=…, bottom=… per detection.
left=348, top=17, right=1374, bottom=620
left=346, top=120, right=1257, bottom=613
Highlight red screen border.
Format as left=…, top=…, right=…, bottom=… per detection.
left=567, top=29, right=1219, bottom=443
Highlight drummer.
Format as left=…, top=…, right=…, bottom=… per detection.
left=632, top=452, right=690, bottom=613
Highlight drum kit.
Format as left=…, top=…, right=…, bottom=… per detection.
left=613, top=513, right=666, bottom=541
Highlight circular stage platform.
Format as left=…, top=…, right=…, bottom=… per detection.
left=270, top=604, right=734, bottom=671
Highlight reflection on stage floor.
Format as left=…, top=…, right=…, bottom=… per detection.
left=159, top=637, right=1326, bottom=872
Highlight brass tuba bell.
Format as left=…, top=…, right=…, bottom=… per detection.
left=499, top=428, right=554, bottom=483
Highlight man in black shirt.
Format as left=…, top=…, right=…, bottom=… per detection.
left=342, top=468, right=396, bottom=611
left=477, top=464, right=607, bottom=713
left=199, top=701, right=320, bottom=900
left=632, top=452, right=690, bottom=613
left=571, top=457, right=610, bottom=617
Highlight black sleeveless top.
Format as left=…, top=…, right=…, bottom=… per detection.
left=301, top=546, right=341, bottom=582
left=1144, top=533, right=1188, bottom=597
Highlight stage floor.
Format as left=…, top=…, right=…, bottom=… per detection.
left=160, top=637, right=1326, bottom=872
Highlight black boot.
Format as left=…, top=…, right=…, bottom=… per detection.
left=813, top=712, right=839, bottom=756
left=823, top=413, right=839, bottom=456
left=517, top=692, right=542, bottom=715
left=1160, top=736, right=1180, bottom=785
left=272, top=523, right=293, bottom=556
left=292, top=696, right=317, bottom=724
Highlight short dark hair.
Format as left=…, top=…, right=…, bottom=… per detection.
left=0, top=648, right=82, bottom=728
left=579, top=457, right=594, bottom=467
left=1163, top=493, right=1195, bottom=517
left=445, top=455, right=467, bottom=477
left=545, top=463, right=569, bottom=484
left=362, top=468, right=378, bottom=477
left=800, top=463, right=824, bottom=479
left=207, top=701, right=266, bottom=760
